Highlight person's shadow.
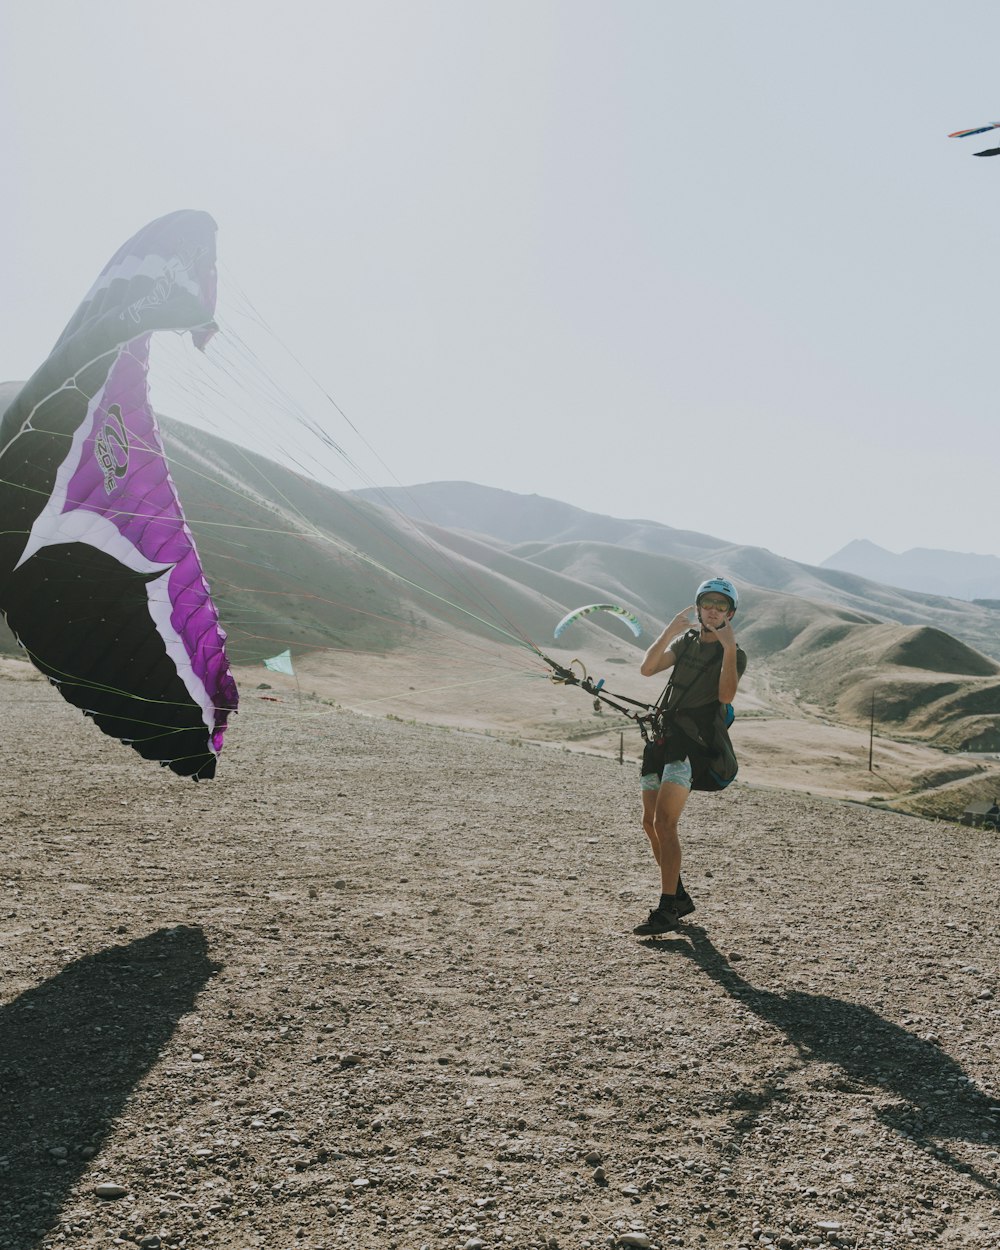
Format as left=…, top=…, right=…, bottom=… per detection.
left=649, top=925, right=1000, bottom=1192
left=0, top=926, right=217, bottom=1249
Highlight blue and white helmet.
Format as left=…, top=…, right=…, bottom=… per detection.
left=696, top=576, right=738, bottom=615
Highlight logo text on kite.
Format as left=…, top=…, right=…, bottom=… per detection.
left=95, top=405, right=130, bottom=494
left=121, top=247, right=206, bottom=326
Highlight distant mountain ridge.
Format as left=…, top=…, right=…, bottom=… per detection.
left=822, top=538, right=1000, bottom=602
left=355, top=480, right=730, bottom=559
left=354, top=481, right=1000, bottom=665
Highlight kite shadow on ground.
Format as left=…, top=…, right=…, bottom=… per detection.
left=647, top=925, right=1000, bottom=1194
left=0, top=926, right=218, bottom=1250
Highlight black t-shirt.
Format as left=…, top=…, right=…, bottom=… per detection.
left=656, top=629, right=747, bottom=761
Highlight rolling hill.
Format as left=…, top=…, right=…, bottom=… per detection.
left=355, top=481, right=1000, bottom=664
left=2, top=382, right=999, bottom=805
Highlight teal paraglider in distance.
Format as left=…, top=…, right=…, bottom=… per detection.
left=553, top=603, right=642, bottom=640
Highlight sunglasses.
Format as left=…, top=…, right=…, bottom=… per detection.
left=699, top=598, right=732, bottom=611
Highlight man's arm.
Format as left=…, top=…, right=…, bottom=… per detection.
left=640, top=606, right=695, bottom=677
left=702, top=618, right=741, bottom=703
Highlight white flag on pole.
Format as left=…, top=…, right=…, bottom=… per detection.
left=262, top=649, right=294, bottom=676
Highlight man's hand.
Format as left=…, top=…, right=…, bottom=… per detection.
left=641, top=606, right=695, bottom=677
left=702, top=617, right=737, bottom=652
left=667, top=605, right=696, bottom=636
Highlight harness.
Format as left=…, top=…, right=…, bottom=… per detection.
left=542, top=630, right=740, bottom=791
left=543, top=628, right=734, bottom=742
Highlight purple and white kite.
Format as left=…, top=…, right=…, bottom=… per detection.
left=0, top=210, right=238, bottom=778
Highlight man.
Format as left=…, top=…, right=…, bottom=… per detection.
left=634, top=577, right=747, bottom=936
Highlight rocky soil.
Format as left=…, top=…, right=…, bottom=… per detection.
left=2, top=670, right=1000, bottom=1250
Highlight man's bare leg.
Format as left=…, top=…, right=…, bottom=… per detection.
left=652, top=781, right=690, bottom=896
left=641, top=789, right=660, bottom=865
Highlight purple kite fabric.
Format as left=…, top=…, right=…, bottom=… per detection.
left=0, top=210, right=238, bottom=778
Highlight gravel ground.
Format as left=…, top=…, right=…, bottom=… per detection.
left=2, top=674, right=999, bottom=1250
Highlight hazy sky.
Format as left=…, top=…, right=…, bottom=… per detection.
left=4, top=1, right=1000, bottom=566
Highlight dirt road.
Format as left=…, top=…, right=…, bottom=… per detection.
left=2, top=672, right=999, bottom=1249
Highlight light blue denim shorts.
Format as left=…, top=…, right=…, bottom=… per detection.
left=640, top=757, right=693, bottom=792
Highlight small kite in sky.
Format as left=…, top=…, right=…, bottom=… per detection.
left=948, top=122, right=1000, bottom=156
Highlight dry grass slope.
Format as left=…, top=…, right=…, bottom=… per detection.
left=1, top=388, right=999, bottom=818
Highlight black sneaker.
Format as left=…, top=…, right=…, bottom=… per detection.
left=674, top=882, right=695, bottom=919
left=634, top=904, right=660, bottom=932
left=633, top=903, right=680, bottom=936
